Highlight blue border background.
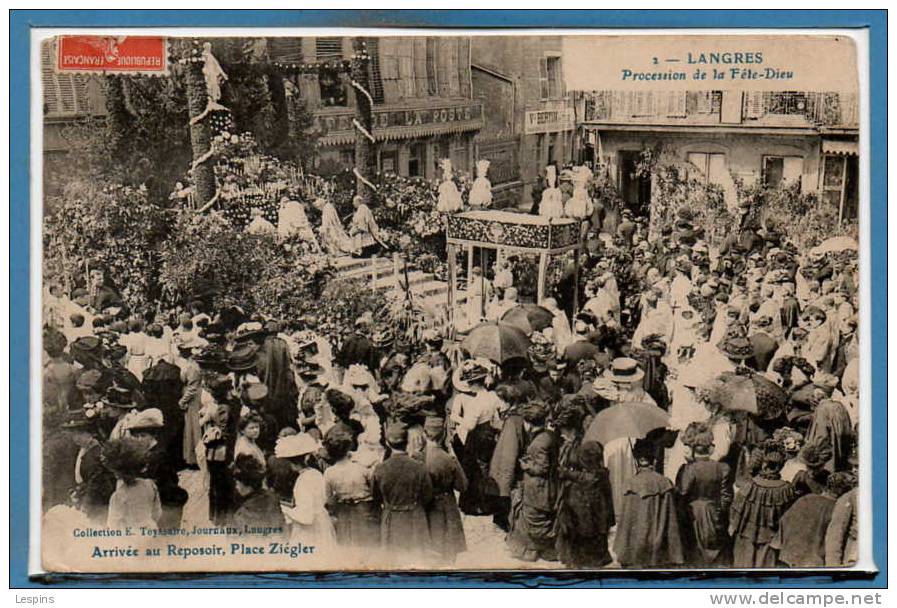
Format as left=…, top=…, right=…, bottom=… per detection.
left=9, top=9, right=887, bottom=589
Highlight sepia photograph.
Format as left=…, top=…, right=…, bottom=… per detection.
left=33, top=29, right=866, bottom=575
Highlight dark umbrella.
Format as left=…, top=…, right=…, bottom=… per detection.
left=460, top=321, right=531, bottom=364
left=583, top=401, right=671, bottom=445
left=501, top=304, right=555, bottom=335
left=701, top=371, right=789, bottom=420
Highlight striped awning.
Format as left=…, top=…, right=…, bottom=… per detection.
left=822, top=140, right=858, bottom=156
left=318, top=119, right=484, bottom=147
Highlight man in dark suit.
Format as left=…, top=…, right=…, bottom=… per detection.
left=335, top=314, right=380, bottom=373
left=372, top=422, right=434, bottom=557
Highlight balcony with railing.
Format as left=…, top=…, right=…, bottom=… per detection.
left=582, top=90, right=858, bottom=130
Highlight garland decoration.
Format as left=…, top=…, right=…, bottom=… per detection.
left=351, top=79, right=374, bottom=108
left=352, top=118, right=375, bottom=143
left=353, top=168, right=377, bottom=192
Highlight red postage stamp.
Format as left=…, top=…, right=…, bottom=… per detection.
left=56, top=35, right=168, bottom=74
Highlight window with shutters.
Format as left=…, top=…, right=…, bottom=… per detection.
left=437, top=39, right=460, bottom=98
left=426, top=39, right=438, bottom=96
left=687, top=152, right=728, bottom=186
left=412, top=38, right=429, bottom=97
left=41, top=42, right=93, bottom=115
left=315, top=37, right=343, bottom=61
left=546, top=56, right=562, bottom=99
left=762, top=156, right=803, bottom=189
left=664, top=91, right=688, bottom=117
left=366, top=38, right=385, bottom=105
left=538, top=58, right=549, bottom=100
left=268, top=38, right=303, bottom=64
left=457, top=38, right=471, bottom=98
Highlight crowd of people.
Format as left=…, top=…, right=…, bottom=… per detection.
left=41, top=166, right=860, bottom=570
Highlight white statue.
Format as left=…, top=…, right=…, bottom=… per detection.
left=436, top=159, right=463, bottom=213
left=539, top=165, right=564, bottom=219
left=202, top=42, right=228, bottom=105
left=468, top=159, right=493, bottom=208
left=564, top=166, right=595, bottom=220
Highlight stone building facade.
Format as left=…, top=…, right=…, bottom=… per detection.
left=286, top=36, right=484, bottom=181
left=471, top=36, right=575, bottom=208
left=575, top=90, right=859, bottom=222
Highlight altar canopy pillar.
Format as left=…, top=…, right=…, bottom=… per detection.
left=536, top=252, right=548, bottom=305
left=446, top=243, right=457, bottom=332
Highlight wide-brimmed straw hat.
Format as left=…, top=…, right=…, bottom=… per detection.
left=228, top=342, right=260, bottom=372
left=274, top=433, right=321, bottom=459
left=122, top=408, right=164, bottom=432
left=603, top=357, right=645, bottom=383
left=233, top=321, right=267, bottom=343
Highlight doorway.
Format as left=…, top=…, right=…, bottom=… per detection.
left=618, top=150, right=652, bottom=214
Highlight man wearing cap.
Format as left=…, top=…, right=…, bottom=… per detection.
left=43, top=410, right=84, bottom=510
left=372, top=422, right=433, bottom=557
left=562, top=311, right=607, bottom=367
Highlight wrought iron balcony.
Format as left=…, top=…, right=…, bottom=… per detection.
left=582, top=90, right=858, bottom=129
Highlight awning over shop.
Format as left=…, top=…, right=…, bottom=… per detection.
left=822, top=140, right=858, bottom=156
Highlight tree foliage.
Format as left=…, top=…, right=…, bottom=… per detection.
left=43, top=181, right=172, bottom=316
left=635, top=145, right=731, bottom=244
left=736, top=180, right=858, bottom=250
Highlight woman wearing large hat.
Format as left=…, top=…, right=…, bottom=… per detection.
left=276, top=433, right=336, bottom=549
left=176, top=334, right=208, bottom=468
left=63, top=410, right=117, bottom=524
left=449, top=358, right=502, bottom=516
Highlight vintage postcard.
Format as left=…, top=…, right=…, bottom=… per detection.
left=32, top=28, right=870, bottom=576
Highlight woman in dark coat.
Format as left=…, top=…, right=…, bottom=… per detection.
left=773, top=472, right=855, bottom=567
left=729, top=440, right=796, bottom=568
left=258, top=326, right=299, bottom=430
left=675, top=422, right=733, bottom=566
left=507, top=401, right=559, bottom=562
left=488, top=384, right=527, bottom=532
left=553, top=403, right=614, bottom=568
left=422, top=416, right=468, bottom=562
left=613, top=439, right=686, bottom=568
